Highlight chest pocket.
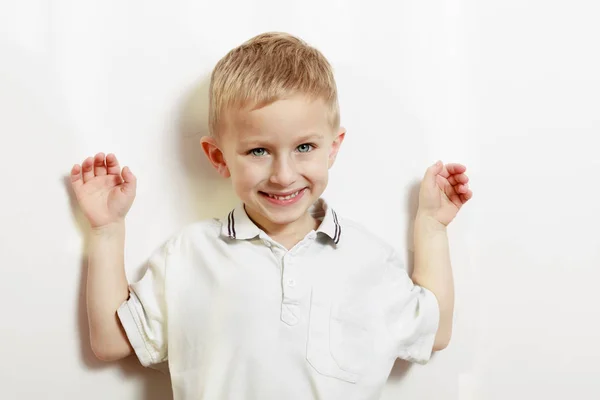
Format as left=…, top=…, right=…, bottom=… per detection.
left=306, top=287, right=374, bottom=383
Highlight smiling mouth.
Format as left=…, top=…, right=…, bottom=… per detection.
left=260, top=188, right=306, bottom=201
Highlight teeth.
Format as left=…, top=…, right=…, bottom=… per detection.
left=268, top=190, right=302, bottom=200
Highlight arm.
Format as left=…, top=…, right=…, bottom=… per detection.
left=70, top=152, right=137, bottom=362
left=87, top=221, right=133, bottom=361
left=411, top=160, right=473, bottom=351
left=411, top=213, right=454, bottom=351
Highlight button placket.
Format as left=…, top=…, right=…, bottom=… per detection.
left=280, top=253, right=301, bottom=325
left=282, top=254, right=297, bottom=296
left=282, top=240, right=309, bottom=286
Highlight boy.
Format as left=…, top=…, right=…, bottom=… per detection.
left=70, top=32, right=472, bottom=400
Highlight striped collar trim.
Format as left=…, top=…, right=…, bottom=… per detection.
left=310, top=198, right=342, bottom=245
left=221, top=203, right=259, bottom=240
left=219, top=198, right=342, bottom=245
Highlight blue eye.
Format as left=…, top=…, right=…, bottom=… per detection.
left=297, top=144, right=313, bottom=153
left=250, top=148, right=267, bottom=157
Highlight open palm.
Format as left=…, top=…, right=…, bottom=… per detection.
left=70, top=153, right=137, bottom=229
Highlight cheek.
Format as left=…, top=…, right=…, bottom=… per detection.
left=300, top=154, right=329, bottom=182
left=231, top=160, right=265, bottom=189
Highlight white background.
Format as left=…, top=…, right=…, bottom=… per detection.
left=1, top=1, right=599, bottom=399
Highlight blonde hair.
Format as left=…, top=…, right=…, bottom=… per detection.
left=208, top=32, right=340, bottom=137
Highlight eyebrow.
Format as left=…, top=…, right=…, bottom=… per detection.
left=297, top=133, right=325, bottom=142
left=239, top=133, right=325, bottom=147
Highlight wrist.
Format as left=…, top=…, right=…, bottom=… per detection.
left=90, top=220, right=126, bottom=237
left=415, top=211, right=447, bottom=233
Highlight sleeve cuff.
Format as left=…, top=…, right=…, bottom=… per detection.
left=117, top=293, right=159, bottom=367
left=401, top=286, right=440, bottom=364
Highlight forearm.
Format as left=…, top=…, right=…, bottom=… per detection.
left=411, top=212, right=454, bottom=349
left=87, top=221, right=132, bottom=359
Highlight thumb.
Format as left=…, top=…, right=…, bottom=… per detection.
left=420, top=160, right=443, bottom=193
left=424, top=160, right=443, bottom=180
left=121, top=166, right=137, bottom=195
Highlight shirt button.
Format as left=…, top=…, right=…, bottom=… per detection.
left=263, top=241, right=271, bottom=248
left=287, top=279, right=296, bottom=287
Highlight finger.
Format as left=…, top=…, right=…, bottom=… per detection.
left=70, top=164, right=83, bottom=188
left=437, top=163, right=465, bottom=179
left=460, top=190, right=473, bottom=203
left=440, top=174, right=468, bottom=201
left=447, top=191, right=463, bottom=209
left=445, top=163, right=467, bottom=175
left=120, top=166, right=137, bottom=196
left=435, top=174, right=450, bottom=190
left=429, top=160, right=444, bottom=174
left=93, top=153, right=107, bottom=176
left=81, top=157, right=95, bottom=183
left=448, top=173, right=469, bottom=186
left=426, top=160, right=444, bottom=179
left=442, top=179, right=459, bottom=198
left=424, top=161, right=444, bottom=191
left=106, top=153, right=121, bottom=175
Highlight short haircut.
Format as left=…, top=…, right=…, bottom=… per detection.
left=208, top=32, right=340, bottom=137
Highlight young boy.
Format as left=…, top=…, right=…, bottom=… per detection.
left=70, top=32, right=472, bottom=400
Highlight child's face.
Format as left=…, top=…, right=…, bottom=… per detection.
left=203, top=94, right=345, bottom=232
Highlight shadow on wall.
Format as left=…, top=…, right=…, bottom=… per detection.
left=174, top=75, right=238, bottom=221
left=404, top=180, right=421, bottom=278
left=388, top=179, right=439, bottom=381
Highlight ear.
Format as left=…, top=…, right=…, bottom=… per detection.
left=328, top=127, right=346, bottom=168
left=200, top=136, right=230, bottom=178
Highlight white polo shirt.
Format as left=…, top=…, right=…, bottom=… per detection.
left=117, top=198, right=439, bottom=400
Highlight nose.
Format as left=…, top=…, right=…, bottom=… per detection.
left=269, top=156, right=297, bottom=187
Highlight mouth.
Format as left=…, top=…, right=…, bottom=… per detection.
left=259, top=188, right=307, bottom=203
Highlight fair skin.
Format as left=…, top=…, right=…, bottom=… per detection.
left=69, top=94, right=472, bottom=361
left=201, top=95, right=345, bottom=249
left=413, top=161, right=473, bottom=349
left=69, top=153, right=135, bottom=360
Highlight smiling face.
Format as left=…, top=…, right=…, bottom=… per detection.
left=201, top=94, right=345, bottom=237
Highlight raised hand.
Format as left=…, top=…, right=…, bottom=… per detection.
left=417, top=161, right=472, bottom=226
left=70, top=153, right=137, bottom=229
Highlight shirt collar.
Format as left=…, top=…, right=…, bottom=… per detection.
left=219, top=198, right=342, bottom=246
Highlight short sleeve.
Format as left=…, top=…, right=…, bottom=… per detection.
left=117, top=239, right=171, bottom=367
left=382, top=249, right=440, bottom=364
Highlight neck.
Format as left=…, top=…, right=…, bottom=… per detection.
left=245, top=206, right=319, bottom=247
